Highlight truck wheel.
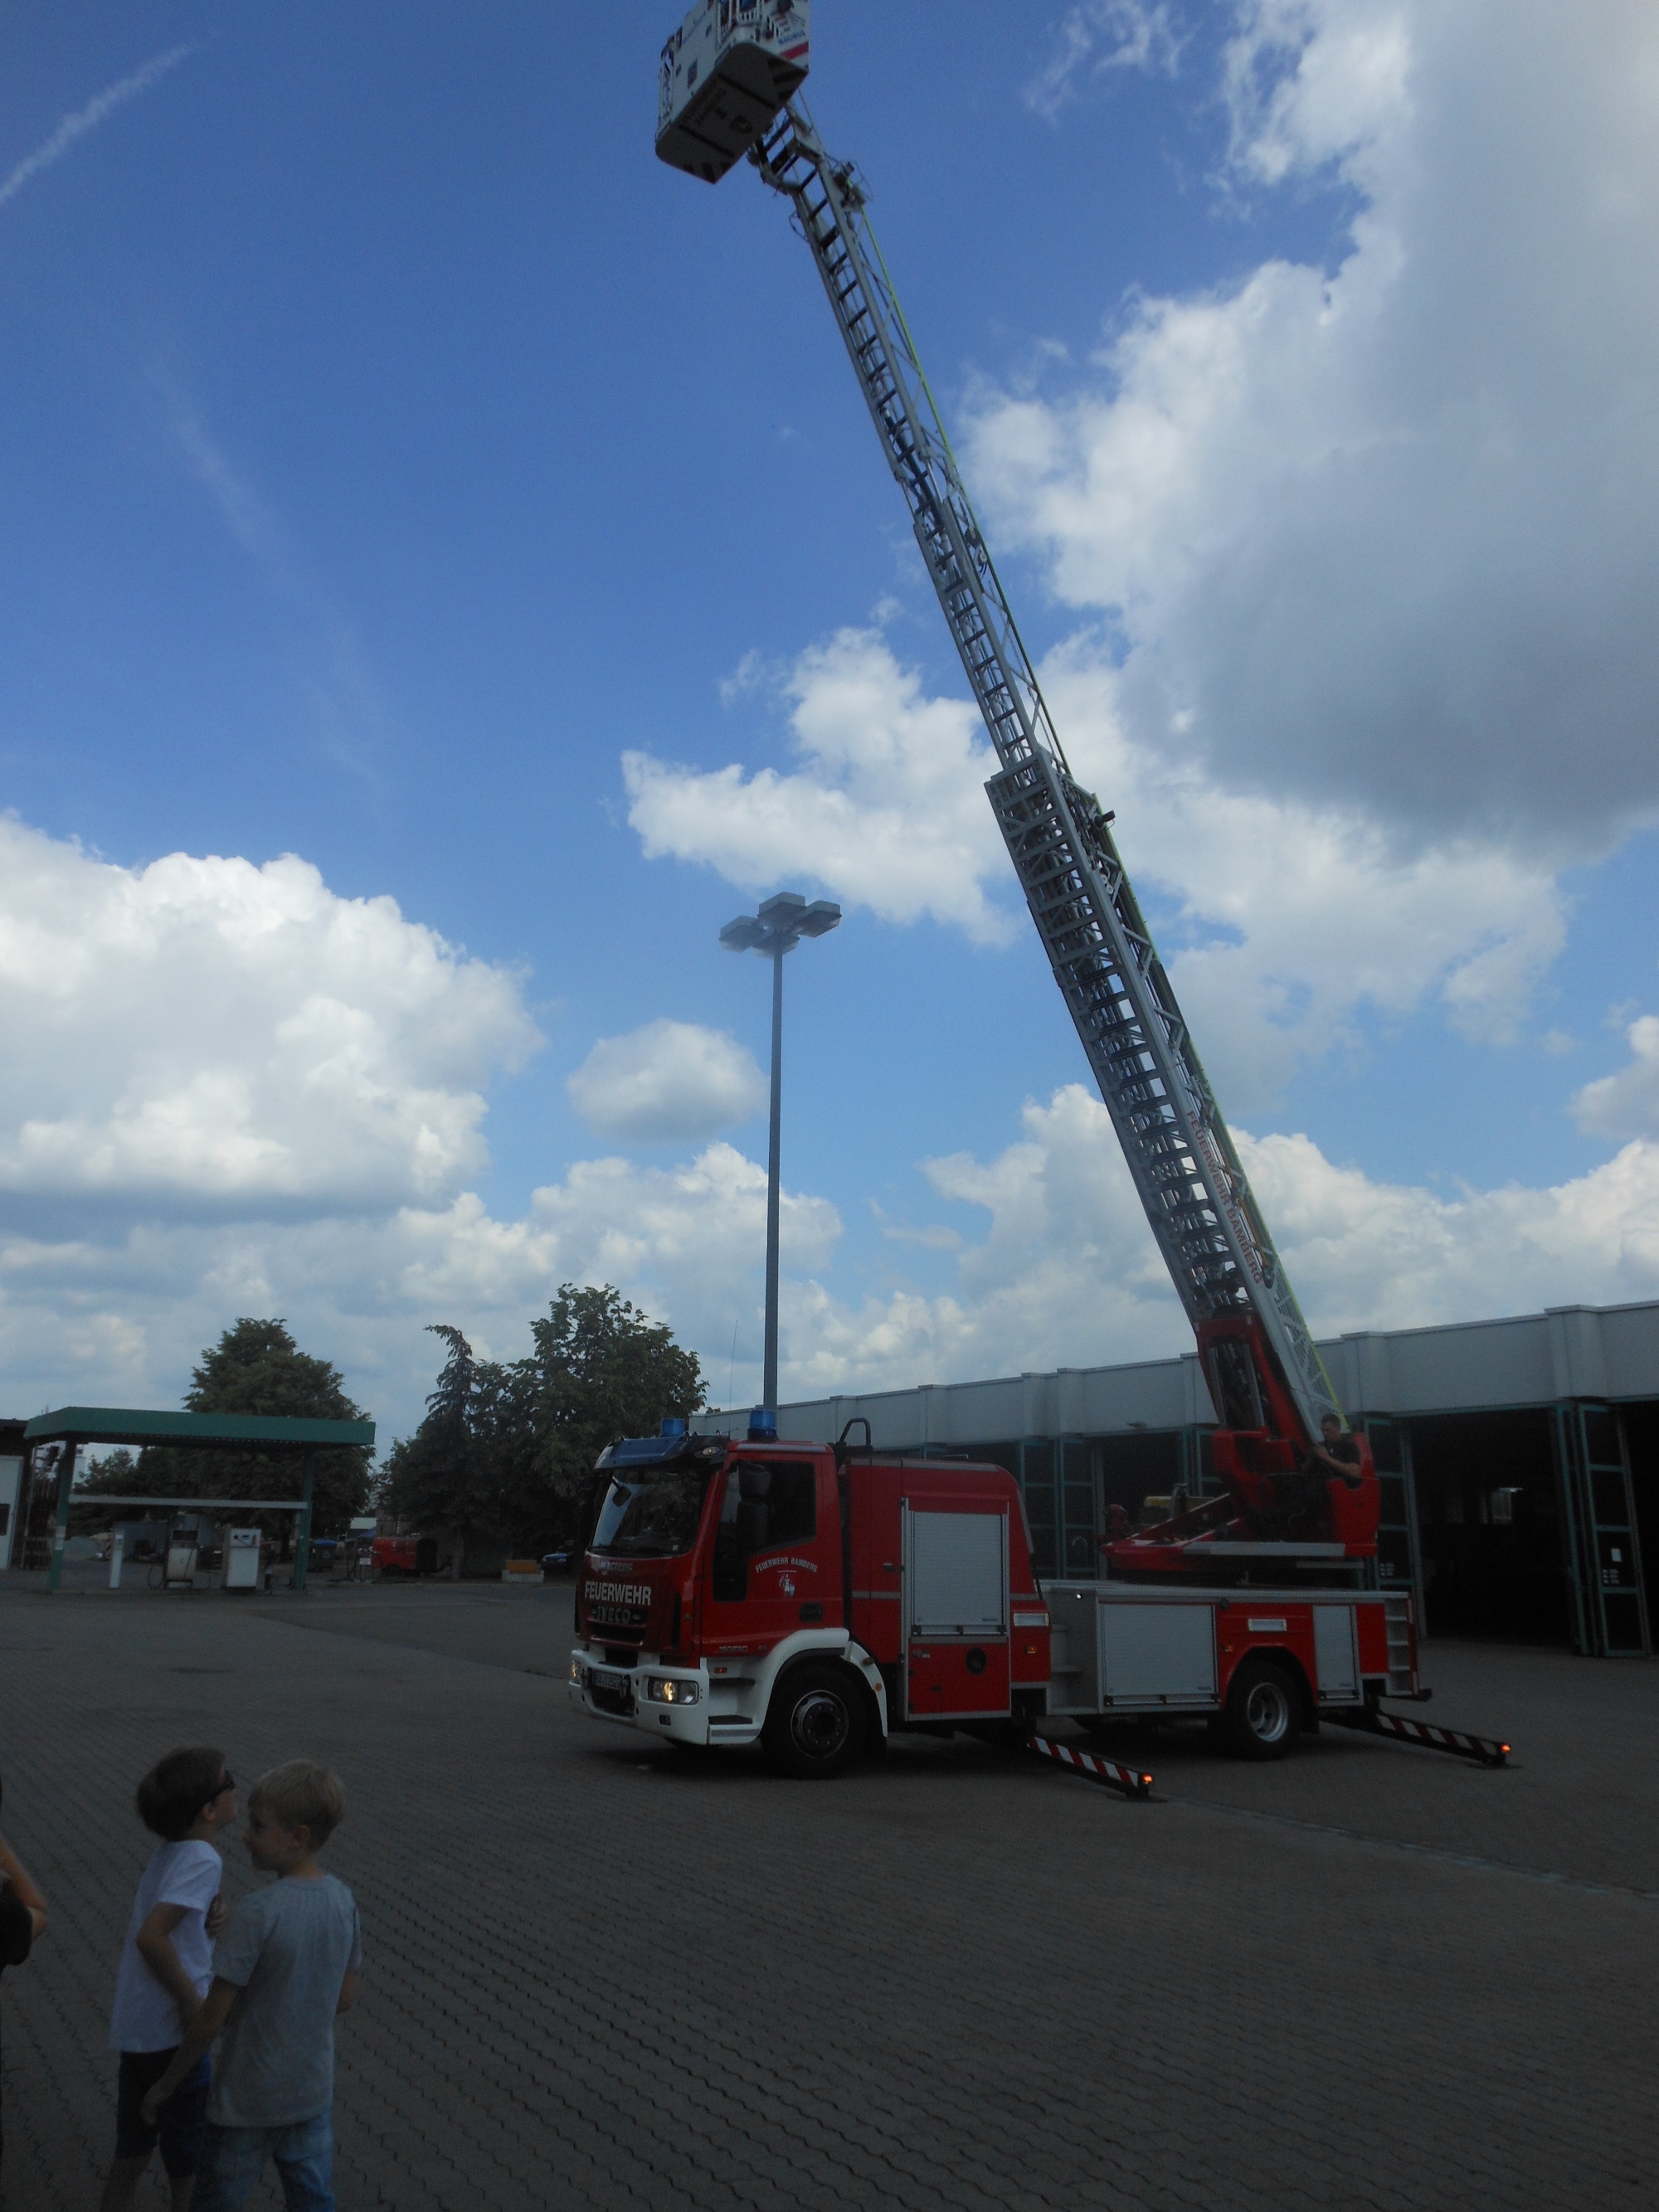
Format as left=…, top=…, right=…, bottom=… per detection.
left=762, top=1663, right=868, bottom=1779
left=1222, top=1658, right=1301, bottom=1762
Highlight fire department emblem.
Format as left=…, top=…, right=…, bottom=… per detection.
left=779, top=1572, right=796, bottom=1597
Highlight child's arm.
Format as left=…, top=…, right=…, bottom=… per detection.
left=0, top=1831, right=46, bottom=1938
left=134, top=1903, right=205, bottom=2026
left=336, top=1969, right=358, bottom=2015
left=138, top=1977, right=240, bottom=2124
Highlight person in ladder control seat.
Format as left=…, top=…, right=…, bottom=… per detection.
left=1281, top=1416, right=1365, bottom=1535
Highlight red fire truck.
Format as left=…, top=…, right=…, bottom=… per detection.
left=567, top=1416, right=1419, bottom=1777
left=591, top=12, right=1509, bottom=1787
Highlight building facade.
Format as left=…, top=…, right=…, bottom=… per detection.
left=702, top=1300, right=1659, bottom=1657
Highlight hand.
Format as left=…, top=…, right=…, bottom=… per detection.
left=139, top=2084, right=167, bottom=2127
left=206, top=1892, right=228, bottom=1939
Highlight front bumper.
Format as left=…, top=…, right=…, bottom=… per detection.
left=567, top=1650, right=760, bottom=1748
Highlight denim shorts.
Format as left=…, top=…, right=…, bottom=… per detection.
left=192, top=2113, right=334, bottom=2212
left=115, top=2049, right=212, bottom=2176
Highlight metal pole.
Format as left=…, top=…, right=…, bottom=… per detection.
left=764, top=945, right=784, bottom=1412
left=294, top=1449, right=315, bottom=1592
left=46, top=1442, right=75, bottom=1593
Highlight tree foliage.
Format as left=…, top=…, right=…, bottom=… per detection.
left=85, top=1319, right=374, bottom=1544
left=380, top=1286, right=705, bottom=1553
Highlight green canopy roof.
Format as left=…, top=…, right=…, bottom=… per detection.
left=25, top=1407, right=375, bottom=1451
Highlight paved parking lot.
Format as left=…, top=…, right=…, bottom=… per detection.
left=2, top=1579, right=1657, bottom=2210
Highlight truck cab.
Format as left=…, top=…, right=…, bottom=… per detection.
left=568, top=1417, right=1051, bottom=1776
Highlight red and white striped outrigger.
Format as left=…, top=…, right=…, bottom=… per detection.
left=1026, top=1733, right=1155, bottom=1801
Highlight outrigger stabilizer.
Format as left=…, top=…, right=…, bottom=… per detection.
left=1327, top=1707, right=1511, bottom=1766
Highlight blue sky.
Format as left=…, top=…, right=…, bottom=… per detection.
left=2, top=1, right=1657, bottom=1441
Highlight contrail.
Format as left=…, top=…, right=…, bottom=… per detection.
left=0, top=42, right=193, bottom=211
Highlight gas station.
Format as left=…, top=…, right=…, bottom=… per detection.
left=2, top=1404, right=375, bottom=1592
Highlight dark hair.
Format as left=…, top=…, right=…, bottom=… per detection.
left=248, top=1760, right=345, bottom=1847
left=136, top=1747, right=229, bottom=1842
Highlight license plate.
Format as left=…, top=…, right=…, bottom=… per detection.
left=592, top=1668, right=630, bottom=1695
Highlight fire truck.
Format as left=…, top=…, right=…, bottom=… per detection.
left=567, top=1413, right=1423, bottom=1776
left=570, top=7, right=1509, bottom=1782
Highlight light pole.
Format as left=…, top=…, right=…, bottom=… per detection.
left=720, top=891, right=841, bottom=1420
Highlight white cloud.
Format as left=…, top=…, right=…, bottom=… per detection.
left=970, top=0, right=1659, bottom=855
left=0, top=815, right=538, bottom=1216
left=7, top=1045, right=1656, bottom=1437
left=0, top=43, right=192, bottom=211
left=1027, top=2, right=1186, bottom=119
left=1573, top=1017, right=1659, bottom=1141
left=567, top=1019, right=765, bottom=1142
left=624, top=628, right=1014, bottom=945
left=1241, top=1121, right=1659, bottom=1333
left=1040, top=644, right=1564, bottom=1101
left=765, top=1085, right=1659, bottom=1400
left=0, top=1141, right=841, bottom=1439
left=628, top=620, right=1563, bottom=1107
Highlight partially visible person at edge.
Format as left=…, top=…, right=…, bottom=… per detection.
left=100, top=1747, right=238, bottom=2212
left=0, top=1772, right=50, bottom=2169
left=140, top=1760, right=361, bottom=2212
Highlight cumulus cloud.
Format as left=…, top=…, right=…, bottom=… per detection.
left=0, top=815, right=538, bottom=1220
left=969, top=0, right=1659, bottom=855
left=1573, top=1017, right=1659, bottom=1142
left=567, top=1019, right=766, bottom=1142
left=624, top=628, right=1014, bottom=945
left=0, top=1141, right=841, bottom=1438
left=627, top=620, right=1563, bottom=1106
left=1040, top=645, right=1564, bottom=1099
left=7, top=1046, right=1656, bottom=1433
left=764, top=1086, right=1659, bottom=1400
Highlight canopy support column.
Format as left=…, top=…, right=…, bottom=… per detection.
left=294, top=1449, right=316, bottom=1592
left=46, top=1441, right=78, bottom=1594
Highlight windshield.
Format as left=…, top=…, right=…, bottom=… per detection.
left=591, top=1469, right=713, bottom=1558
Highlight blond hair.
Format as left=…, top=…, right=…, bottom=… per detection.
left=248, top=1758, right=346, bottom=1846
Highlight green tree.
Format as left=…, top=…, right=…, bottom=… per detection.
left=510, top=1286, right=705, bottom=1540
left=136, top=1319, right=373, bottom=1546
left=76, top=1446, right=139, bottom=1497
left=377, top=1325, right=490, bottom=1557
left=380, top=1287, right=705, bottom=1557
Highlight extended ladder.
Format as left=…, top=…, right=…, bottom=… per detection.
left=752, top=104, right=1340, bottom=1437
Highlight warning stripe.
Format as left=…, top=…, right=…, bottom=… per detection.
left=1328, top=1708, right=1510, bottom=1767
left=1025, top=1733, right=1154, bottom=1800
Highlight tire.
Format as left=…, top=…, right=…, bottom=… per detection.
left=1221, top=1657, right=1302, bottom=1762
left=762, top=1662, right=868, bottom=1779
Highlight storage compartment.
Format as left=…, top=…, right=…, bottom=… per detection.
left=1100, top=1602, right=1216, bottom=1705
left=903, top=1505, right=1010, bottom=1719
left=905, top=1639, right=1011, bottom=1721
left=1313, top=1604, right=1359, bottom=1702
left=906, top=1507, right=1008, bottom=1636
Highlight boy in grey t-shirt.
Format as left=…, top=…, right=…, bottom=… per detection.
left=141, top=1761, right=360, bottom=2212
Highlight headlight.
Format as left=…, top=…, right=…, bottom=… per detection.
left=645, top=1675, right=700, bottom=1705
left=569, top=1657, right=587, bottom=1685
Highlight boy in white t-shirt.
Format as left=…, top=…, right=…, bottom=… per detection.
left=100, top=1746, right=238, bottom=2212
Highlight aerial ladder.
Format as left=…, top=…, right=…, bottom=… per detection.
left=654, top=2, right=1379, bottom=1582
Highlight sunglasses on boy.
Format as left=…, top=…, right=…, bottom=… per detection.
left=212, top=1773, right=235, bottom=1798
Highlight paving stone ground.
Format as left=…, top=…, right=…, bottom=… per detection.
left=2, top=1578, right=1657, bottom=2211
